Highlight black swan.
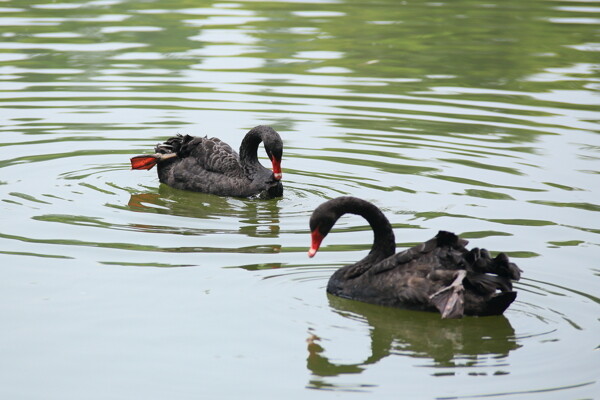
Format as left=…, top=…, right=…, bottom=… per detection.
left=308, top=197, right=521, bottom=318
left=131, top=125, right=283, bottom=198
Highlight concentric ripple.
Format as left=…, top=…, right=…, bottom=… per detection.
left=0, top=0, right=598, bottom=399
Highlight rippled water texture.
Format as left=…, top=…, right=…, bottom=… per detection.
left=1, top=0, right=599, bottom=398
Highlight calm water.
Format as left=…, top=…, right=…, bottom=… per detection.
left=1, top=0, right=599, bottom=398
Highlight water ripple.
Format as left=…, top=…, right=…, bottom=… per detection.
left=0, top=0, right=599, bottom=398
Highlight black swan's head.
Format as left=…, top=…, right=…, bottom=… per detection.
left=307, top=197, right=396, bottom=259
left=308, top=201, right=339, bottom=257
left=261, top=129, right=283, bottom=181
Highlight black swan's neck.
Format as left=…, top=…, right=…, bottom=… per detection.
left=239, top=126, right=278, bottom=175
left=320, top=197, right=396, bottom=263
left=239, top=127, right=262, bottom=167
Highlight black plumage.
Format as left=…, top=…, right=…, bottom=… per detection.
left=308, top=197, right=521, bottom=318
left=131, top=125, right=283, bottom=199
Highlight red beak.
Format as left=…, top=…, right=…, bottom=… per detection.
left=308, top=229, right=325, bottom=258
left=271, top=157, right=282, bottom=180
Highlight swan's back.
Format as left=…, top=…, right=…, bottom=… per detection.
left=156, top=135, right=244, bottom=178
left=327, top=231, right=520, bottom=318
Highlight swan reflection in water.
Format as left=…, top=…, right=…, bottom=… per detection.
left=307, top=294, right=520, bottom=388
left=126, top=185, right=281, bottom=251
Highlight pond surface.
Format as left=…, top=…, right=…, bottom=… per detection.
left=1, top=0, right=599, bottom=398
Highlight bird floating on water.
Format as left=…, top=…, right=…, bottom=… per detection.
left=131, top=125, right=283, bottom=199
left=308, top=196, right=521, bottom=318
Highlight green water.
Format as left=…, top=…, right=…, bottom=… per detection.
left=1, top=0, right=599, bottom=398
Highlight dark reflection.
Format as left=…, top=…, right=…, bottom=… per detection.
left=307, top=294, right=520, bottom=386
left=235, top=263, right=285, bottom=271
left=127, top=184, right=281, bottom=239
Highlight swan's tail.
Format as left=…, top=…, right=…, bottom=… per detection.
left=482, top=291, right=517, bottom=316
left=463, top=247, right=521, bottom=316
left=130, top=134, right=193, bottom=170
left=464, top=248, right=521, bottom=293
left=435, top=230, right=521, bottom=286
left=155, top=134, right=195, bottom=156
left=467, top=249, right=521, bottom=280
left=432, top=231, right=521, bottom=318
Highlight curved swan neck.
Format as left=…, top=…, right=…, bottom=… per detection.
left=324, top=197, right=396, bottom=260
left=239, top=127, right=264, bottom=167
left=239, top=125, right=283, bottom=179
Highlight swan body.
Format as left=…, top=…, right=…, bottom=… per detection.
left=308, top=197, right=521, bottom=318
left=131, top=125, right=283, bottom=199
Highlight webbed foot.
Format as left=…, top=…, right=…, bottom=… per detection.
left=429, top=270, right=467, bottom=319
